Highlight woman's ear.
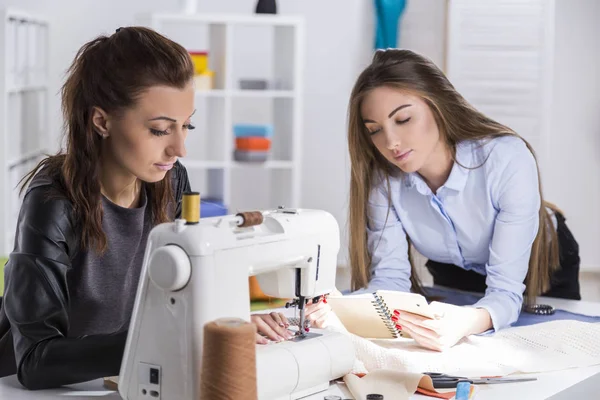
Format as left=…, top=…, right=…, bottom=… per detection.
left=91, top=107, right=110, bottom=139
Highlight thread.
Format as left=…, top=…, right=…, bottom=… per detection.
left=182, top=192, right=200, bottom=224
left=236, top=211, right=264, bottom=227
left=200, top=318, right=258, bottom=400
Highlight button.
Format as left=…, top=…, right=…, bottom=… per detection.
left=149, top=368, right=159, bottom=385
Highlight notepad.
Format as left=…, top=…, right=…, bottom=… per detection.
left=327, top=291, right=437, bottom=339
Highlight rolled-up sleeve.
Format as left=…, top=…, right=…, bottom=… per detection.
left=474, top=145, right=540, bottom=330
left=353, top=180, right=412, bottom=294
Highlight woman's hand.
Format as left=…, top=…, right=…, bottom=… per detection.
left=251, top=312, right=294, bottom=344
left=305, top=287, right=343, bottom=328
left=394, top=303, right=492, bottom=351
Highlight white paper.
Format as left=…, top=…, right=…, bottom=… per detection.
left=342, top=320, right=600, bottom=377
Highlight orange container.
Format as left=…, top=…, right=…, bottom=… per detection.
left=235, top=137, right=271, bottom=151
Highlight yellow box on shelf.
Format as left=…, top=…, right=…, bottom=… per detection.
left=189, top=51, right=208, bottom=75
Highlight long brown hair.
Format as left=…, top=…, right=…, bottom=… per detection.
left=20, top=27, right=194, bottom=253
left=348, top=49, right=559, bottom=304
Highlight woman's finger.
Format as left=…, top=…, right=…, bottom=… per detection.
left=395, top=311, right=431, bottom=327
left=261, top=315, right=293, bottom=340
left=270, top=312, right=286, bottom=328
left=252, top=317, right=281, bottom=342
left=307, top=306, right=332, bottom=328
left=279, top=313, right=290, bottom=328
left=305, top=301, right=325, bottom=316
left=402, top=325, right=443, bottom=352
left=400, top=319, right=440, bottom=341
left=255, top=332, right=269, bottom=345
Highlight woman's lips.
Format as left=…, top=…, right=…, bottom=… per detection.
left=393, top=150, right=412, bottom=162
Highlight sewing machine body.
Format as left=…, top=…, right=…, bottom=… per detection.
left=119, top=209, right=355, bottom=400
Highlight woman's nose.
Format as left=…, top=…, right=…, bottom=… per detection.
left=385, top=131, right=401, bottom=150
left=168, top=132, right=187, bottom=158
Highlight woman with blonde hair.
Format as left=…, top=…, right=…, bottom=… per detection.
left=307, top=49, right=580, bottom=351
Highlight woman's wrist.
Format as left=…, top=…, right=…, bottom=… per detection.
left=466, top=307, right=493, bottom=335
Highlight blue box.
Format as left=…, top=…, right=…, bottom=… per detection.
left=201, top=199, right=228, bottom=218
left=233, top=123, right=273, bottom=138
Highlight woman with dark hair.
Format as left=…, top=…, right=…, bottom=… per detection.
left=0, top=26, right=291, bottom=389
left=306, top=49, right=580, bottom=352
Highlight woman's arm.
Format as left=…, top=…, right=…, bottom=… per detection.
left=473, top=141, right=540, bottom=331
left=4, top=186, right=126, bottom=390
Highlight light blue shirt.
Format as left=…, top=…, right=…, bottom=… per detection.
left=362, top=136, right=540, bottom=331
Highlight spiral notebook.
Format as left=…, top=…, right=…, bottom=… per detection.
left=327, top=291, right=436, bottom=339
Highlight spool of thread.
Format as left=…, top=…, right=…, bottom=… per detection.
left=182, top=191, right=200, bottom=224
left=236, top=211, right=264, bottom=227
left=200, top=318, right=258, bottom=400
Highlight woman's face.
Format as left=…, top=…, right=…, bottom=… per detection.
left=360, top=86, right=442, bottom=174
left=97, top=82, right=195, bottom=183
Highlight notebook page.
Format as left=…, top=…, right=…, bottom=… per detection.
left=376, top=290, right=437, bottom=319
left=327, top=295, right=396, bottom=339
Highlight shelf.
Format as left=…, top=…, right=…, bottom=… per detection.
left=142, top=13, right=304, bottom=27
left=232, top=161, right=294, bottom=169
left=195, top=89, right=227, bottom=98
left=7, top=84, right=49, bottom=94
left=194, top=89, right=296, bottom=99
left=181, top=160, right=295, bottom=170
left=180, top=160, right=228, bottom=169
left=231, top=90, right=296, bottom=99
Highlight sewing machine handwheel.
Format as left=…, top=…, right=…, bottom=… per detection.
left=148, top=245, right=191, bottom=292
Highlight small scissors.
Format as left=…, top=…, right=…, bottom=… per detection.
left=423, top=372, right=538, bottom=389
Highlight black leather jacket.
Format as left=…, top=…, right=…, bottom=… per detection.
left=0, top=162, right=190, bottom=389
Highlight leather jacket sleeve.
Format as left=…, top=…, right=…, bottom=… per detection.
left=3, top=182, right=128, bottom=390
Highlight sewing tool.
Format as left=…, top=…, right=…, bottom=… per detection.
left=182, top=191, right=200, bottom=224
left=424, top=372, right=537, bottom=389
left=200, top=318, right=258, bottom=400
left=118, top=207, right=355, bottom=399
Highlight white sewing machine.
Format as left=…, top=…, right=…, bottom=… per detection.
left=118, top=203, right=355, bottom=400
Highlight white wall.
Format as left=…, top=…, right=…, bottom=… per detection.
left=546, top=0, right=600, bottom=270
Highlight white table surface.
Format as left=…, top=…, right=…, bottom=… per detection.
left=1, top=296, right=599, bottom=399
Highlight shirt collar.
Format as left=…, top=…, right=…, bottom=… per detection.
left=401, top=141, right=474, bottom=194
left=444, top=140, right=473, bottom=192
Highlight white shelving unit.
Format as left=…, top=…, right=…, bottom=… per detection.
left=136, top=13, right=305, bottom=215
left=0, top=8, right=50, bottom=256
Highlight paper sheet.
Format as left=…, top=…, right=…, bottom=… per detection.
left=341, top=320, right=600, bottom=377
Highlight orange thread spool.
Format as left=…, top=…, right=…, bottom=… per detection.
left=236, top=211, right=264, bottom=227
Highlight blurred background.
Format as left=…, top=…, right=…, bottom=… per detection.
left=0, top=0, right=598, bottom=298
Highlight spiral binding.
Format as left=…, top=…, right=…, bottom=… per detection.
left=372, top=294, right=400, bottom=338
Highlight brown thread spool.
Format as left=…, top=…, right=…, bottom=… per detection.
left=236, top=211, right=264, bottom=227
left=182, top=191, right=200, bottom=224
left=200, top=318, right=258, bottom=400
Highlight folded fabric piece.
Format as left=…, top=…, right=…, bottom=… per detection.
left=233, top=123, right=273, bottom=138
left=343, top=370, right=433, bottom=400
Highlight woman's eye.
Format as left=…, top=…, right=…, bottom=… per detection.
left=184, top=123, right=196, bottom=130
left=396, top=117, right=411, bottom=125
left=368, top=128, right=381, bottom=135
left=150, top=128, right=169, bottom=136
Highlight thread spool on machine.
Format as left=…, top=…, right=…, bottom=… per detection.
left=181, top=192, right=266, bottom=228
